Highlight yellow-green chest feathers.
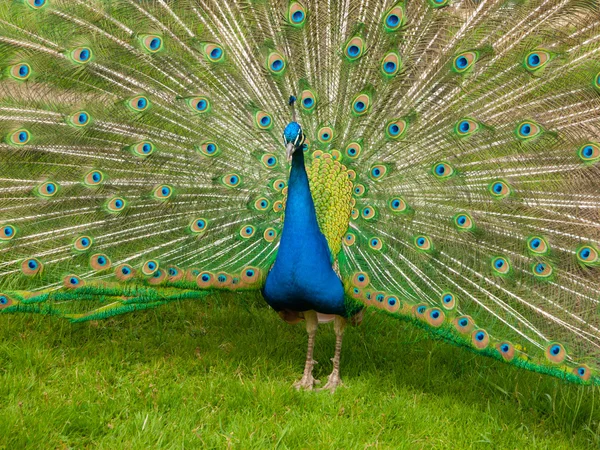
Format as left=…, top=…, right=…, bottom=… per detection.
left=306, top=150, right=354, bottom=258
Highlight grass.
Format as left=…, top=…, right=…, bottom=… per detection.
left=0, top=291, right=599, bottom=449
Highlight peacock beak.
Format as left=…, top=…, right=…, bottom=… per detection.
left=286, top=142, right=295, bottom=162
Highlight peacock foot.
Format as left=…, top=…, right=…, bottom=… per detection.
left=318, top=370, right=344, bottom=393
left=293, top=373, right=320, bottom=391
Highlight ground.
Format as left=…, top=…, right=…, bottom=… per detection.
left=0, top=292, right=598, bottom=449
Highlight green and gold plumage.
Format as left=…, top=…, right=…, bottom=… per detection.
left=0, top=0, right=599, bottom=387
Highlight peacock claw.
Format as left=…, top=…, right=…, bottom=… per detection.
left=318, top=371, right=344, bottom=393
left=293, top=374, right=320, bottom=391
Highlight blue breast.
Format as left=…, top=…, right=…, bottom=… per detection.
left=262, top=150, right=347, bottom=315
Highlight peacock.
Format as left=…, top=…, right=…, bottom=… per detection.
left=1, top=0, right=600, bottom=393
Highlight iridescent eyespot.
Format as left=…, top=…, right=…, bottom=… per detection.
left=187, top=96, right=210, bottom=113
left=26, top=0, right=47, bottom=9
left=471, top=329, right=489, bottom=349
left=0, top=293, right=13, bottom=309
left=64, top=275, right=83, bottom=289
left=73, top=235, right=93, bottom=251
left=273, top=200, right=285, bottom=212
left=532, top=261, right=553, bottom=278
left=318, top=126, right=333, bottom=143
left=203, top=43, right=224, bottom=62
left=222, top=173, right=241, bottom=187
left=84, top=170, right=104, bottom=187
left=578, top=143, right=600, bottom=163
left=385, top=295, right=400, bottom=313
left=453, top=51, right=477, bottom=73
left=441, top=292, right=456, bottom=310
left=496, top=342, right=515, bottom=362
left=453, top=315, right=475, bottom=334
left=432, top=162, right=454, bottom=179
left=429, top=0, right=450, bottom=8
left=576, top=244, right=599, bottom=266
left=353, top=184, right=365, bottom=197
left=267, top=51, right=286, bottom=74
left=140, top=35, right=163, bottom=53
left=254, top=197, right=270, bottom=211
left=21, top=258, right=42, bottom=276
left=345, top=142, right=361, bottom=159
left=344, top=36, right=364, bottom=61
left=414, top=235, right=432, bottom=251
left=90, top=253, right=111, bottom=271
left=261, top=153, right=278, bottom=168
left=198, top=141, right=219, bottom=157
left=240, top=225, right=255, bottom=238
left=128, top=141, right=154, bottom=158
left=453, top=213, right=473, bottom=231
left=166, top=266, right=183, bottom=282
left=527, top=236, right=548, bottom=254
left=196, top=271, right=214, bottom=288
left=264, top=227, right=278, bottom=242
left=361, top=205, right=376, bottom=220
left=370, top=164, right=387, bottom=180
left=37, top=181, right=59, bottom=197
left=426, top=308, right=445, bottom=327
left=573, top=365, right=592, bottom=381
left=190, top=218, right=207, bottom=233
left=255, top=111, right=273, bottom=130
left=288, top=2, right=306, bottom=26
left=386, top=119, right=407, bottom=139
left=9, top=63, right=31, bottom=81
left=516, top=121, right=542, bottom=139
left=389, top=197, right=408, bottom=213
left=381, top=52, right=401, bottom=77
left=107, top=197, right=127, bottom=212
left=369, top=237, right=383, bottom=250
left=241, top=266, right=260, bottom=284
left=142, top=260, right=159, bottom=276
left=300, top=89, right=316, bottom=111
left=127, top=95, right=150, bottom=112
left=0, top=225, right=16, bottom=241
left=352, top=272, right=370, bottom=288
left=344, top=233, right=356, bottom=246
left=492, top=256, right=510, bottom=274
left=489, top=180, right=511, bottom=198
left=70, top=47, right=92, bottom=64
left=383, top=4, right=404, bottom=31
left=455, top=118, right=480, bottom=136
left=352, top=94, right=370, bottom=116
left=153, top=184, right=173, bottom=200
left=115, top=264, right=135, bottom=281
left=9, top=129, right=30, bottom=145
left=413, top=304, right=427, bottom=318
left=68, top=111, right=91, bottom=127
left=148, top=268, right=166, bottom=285
left=545, top=342, right=566, bottom=364
left=273, top=179, right=286, bottom=191
left=524, top=50, right=551, bottom=72
left=595, top=72, right=600, bottom=92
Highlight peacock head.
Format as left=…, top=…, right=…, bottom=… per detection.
left=283, top=121, right=305, bottom=161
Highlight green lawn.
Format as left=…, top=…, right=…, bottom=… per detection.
left=0, top=292, right=598, bottom=449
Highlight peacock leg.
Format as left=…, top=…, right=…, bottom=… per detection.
left=293, top=310, right=320, bottom=390
left=319, top=315, right=346, bottom=393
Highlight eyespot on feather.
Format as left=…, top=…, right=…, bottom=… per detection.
left=344, top=36, right=364, bottom=61
left=261, top=154, right=278, bottom=168
left=68, top=111, right=91, bottom=128
left=64, top=275, right=84, bottom=289
left=9, top=129, right=30, bottom=145
left=69, top=47, right=93, bottom=64
left=300, top=89, right=316, bottom=111
left=222, top=173, right=241, bottom=188
left=0, top=293, right=14, bottom=309
left=381, top=52, right=401, bottom=77
left=127, top=95, right=150, bottom=112
left=352, top=94, right=370, bottom=116
left=353, top=184, right=365, bottom=197
left=106, top=197, right=127, bottom=212
left=186, top=96, right=210, bottom=113
left=527, top=236, right=549, bottom=254
left=369, top=237, right=383, bottom=250
left=489, top=180, right=511, bottom=198
left=414, top=235, right=432, bottom=251
left=267, top=52, right=286, bottom=74
left=203, top=43, right=225, bottom=62
left=516, top=121, right=542, bottom=139
left=352, top=272, right=370, bottom=288
left=452, top=51, right=477, bottom=73
left=545, top=342, right=566, bottom=364
left=496, top=342, right=516, bottom=362
left=130, top=141, right=155, bottom=157
left=197, top=271, right=214, bottom=288
left=21, top=258, right=42, bottom=276
left=453, top=315, right=475, bottom=334
left=425, top=308, right=445, bottom=327
left=0, top=224, right=16, bottom=241
left=432, top=162, right=454, bottom=179
left=240, top=225, right=256, bottom=238
left=344, top=233, right=356, bottom=246
left=148, top=268, right=166, bottom=285
left=73, top=235, right=93, bottom=251
left=453, top=213, right=474, bottom=231
left=471, top=329, right=489, bottom=349
left=90, top=253, right=111, bottom=271
left=318, top=126, right=333, bottom=143
left=389, top=197, right=408, bottom=213
left=166, top=266, right=184, bottom=282
left=255, top=111, right=273, bottom=130
left=413, top=303, right=427, bottom=320
left=345, top=142, right=361, bottom=159
left=429, top=0, right=450, bottom=8
left=288, top=2, right=307, bottom=27
left=10, top=63, right=32, bottom=81
left=241, top=266, right=260, bottom=284
left=263, top=227, right=278, bottom=242
left=254, top=197, right=270, bottom=211
left=26, top=0, right=47, bottom=9
left=576, top=244, right=599, bottom=266
left=84, top=170, right=104, bottom=186
left=532, top=261, right=553, bottom=278
left=386, top=119, right=407, bottom=139
left=578, top=143, right=600, bottom=163
left=37, top=181, right=59, bottom=198
left=153, top=184, right=173, bottom=200
left=573, top=365, right=592, bottom=382
left=385, top=295, right=400, bottom=313
left=273, top=200, right=285, bottom=213
left=190, top=218, right=207, bottom=234
left=361, top=205, right=376, bottom=220
left=383, top=5, right=404, bottom=31
left=441, top=292, right=456, bottom=310
left=455, top=118, right=480, bottom=136
left=115, top=264, right=135, bottom=281
left=492, top=256, right=510, bottom=275
left=140, top=35, right=163, bottom=53
left=524, top=50, right=551, bottom=72
left=369, top=164, right=387, bottom=180
left=141, top=260, right=159, bottom=276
